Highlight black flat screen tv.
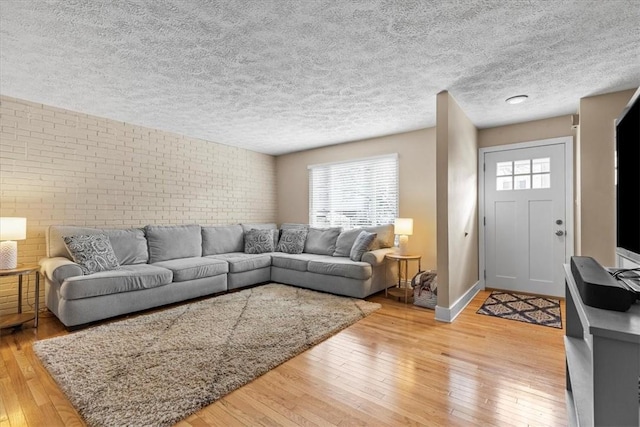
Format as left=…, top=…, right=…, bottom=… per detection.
left=616, top=87, right=640, bottom=265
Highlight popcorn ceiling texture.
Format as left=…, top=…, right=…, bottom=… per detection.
left=0, top=96, right=277, bottom=316
left=1, top=1, right=638, bottom=155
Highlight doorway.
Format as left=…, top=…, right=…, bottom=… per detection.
left=479, top=137, right=573, bottom=297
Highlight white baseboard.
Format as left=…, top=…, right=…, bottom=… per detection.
left=434, top=280, right=481, bottom=323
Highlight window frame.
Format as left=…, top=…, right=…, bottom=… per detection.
left=308, top=153, right=399, bottom=229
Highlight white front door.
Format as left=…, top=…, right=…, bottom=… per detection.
left=483, top=143, right=567, bottom=297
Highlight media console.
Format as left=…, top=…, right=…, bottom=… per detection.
left=564, top=264, right=640, bottom=426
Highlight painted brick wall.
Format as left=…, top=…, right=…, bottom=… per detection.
left=0, top=95, right=277, bottom=316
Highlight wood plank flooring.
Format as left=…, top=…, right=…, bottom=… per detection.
left=0, top=290, right=567, bottom=426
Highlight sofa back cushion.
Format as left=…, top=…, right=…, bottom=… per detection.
left=145, top=224, right=202, bottom=263
left=304, top=227, right=341, bottom=255
left=202, top=225, right=244, bottom=255
left=48, top=226, right=100, bottom=258
left=280, top=223, right=309, bottom=230
left=105, top=229, right=149, bottom=265
left=47, top=226, right=148, bottom=265
left=365, top=224, right=395, bottom=250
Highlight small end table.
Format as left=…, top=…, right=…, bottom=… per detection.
left=0, top=265, right=40, bottom=329
left=385, top=253, right=421, bottom=303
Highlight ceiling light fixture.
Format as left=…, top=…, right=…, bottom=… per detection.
left=505, top=95, right=529, bottom=105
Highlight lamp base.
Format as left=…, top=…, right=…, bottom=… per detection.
left=398, top=235, right=409, bottom=255
left=0, top=240, right=18, bottom=270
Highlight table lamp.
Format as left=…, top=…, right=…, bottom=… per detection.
left=0, top=217, right=27, bottom=270
left=394, top=218, right=413, bottom=255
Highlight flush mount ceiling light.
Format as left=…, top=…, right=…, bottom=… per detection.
left=505, top=95, right=529, bottom=105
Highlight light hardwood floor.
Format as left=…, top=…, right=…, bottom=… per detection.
left=0, top=290, right=567, bottom=426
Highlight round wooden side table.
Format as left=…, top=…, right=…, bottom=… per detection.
left=0, top=264, right=40, bottom=329
left=385, top=253, right=421, bottom=303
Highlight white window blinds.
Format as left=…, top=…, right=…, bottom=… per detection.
left=308, top=154, right=398, bottom=229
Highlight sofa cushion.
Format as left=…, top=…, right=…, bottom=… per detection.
left=60, top=264, right=173, bottom=300
left=207, top=253, right=271, bottom=273
left=244, top=229, right=276, bottom=254
left=152, top=257, right=228, bottom=282
left=304, top=227, right=341, bottom=255
left=307, top=257, right=372, bottom=280
left=48, top=226, right=103, bottom=258
left=280, top=223, right=309, bottom=230
left=241, top=223, right=277, bottom=232
left=106, top=228, right=148, bottom=265
left=48, top=226, right=149, bottom=264
left=145, top=224, right=202, bottom=263
left=270, top=253, right=326, bottom=272
left=367, top=224, right=395, bottom=250
left=276, top=228, right=308, bottom=254
left=202, top=225, right=244, bottom=255
left=350, top=231, right=377, bottom=261
left=63, top=234, right=120, bottom=275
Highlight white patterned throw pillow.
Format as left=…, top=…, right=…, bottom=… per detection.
left=63, top=234, right=120, bottom=275
left=276, top=228, right=308, bottom=254
left=244, top=229, right=276, bottom=254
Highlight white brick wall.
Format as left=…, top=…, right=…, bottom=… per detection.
left=0, top=95, right=277, bottom=316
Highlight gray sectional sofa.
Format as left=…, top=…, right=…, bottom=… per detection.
left=39, top=223, right=397, bottom=327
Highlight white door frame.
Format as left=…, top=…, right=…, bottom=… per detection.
left=478, top=136, right=574, bottom=292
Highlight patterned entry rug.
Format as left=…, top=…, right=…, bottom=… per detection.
left=33, top=283, right=380, bottom=427
left=477, top=291, right=562, bottom=329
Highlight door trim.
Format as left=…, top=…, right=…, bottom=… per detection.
left=478, top=136, right=574, bottom=293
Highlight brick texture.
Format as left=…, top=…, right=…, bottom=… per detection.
left=0, top=95, right=277, bottom=316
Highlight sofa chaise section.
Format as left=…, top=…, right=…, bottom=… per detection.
left=270, top=249, right=393, bottom=299
left=269, top=224, right=397, bottom=299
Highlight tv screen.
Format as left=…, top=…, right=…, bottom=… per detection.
left=616, top=88, right=640, bottom=264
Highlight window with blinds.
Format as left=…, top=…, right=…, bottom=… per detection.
left=308, top=154, right=398, bottom=229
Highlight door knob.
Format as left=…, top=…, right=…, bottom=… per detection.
left=555, top=230, right=564, bottom=236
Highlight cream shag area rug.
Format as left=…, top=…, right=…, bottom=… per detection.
left=33, top=283, right=380, bottom=427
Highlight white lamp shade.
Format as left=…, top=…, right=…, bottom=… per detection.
left=394, top=218, right=413, bottom=236
left=0, top=217, right=27, bottom=240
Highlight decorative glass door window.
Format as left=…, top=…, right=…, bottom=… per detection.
left=496, top=158, right=550, bottom=191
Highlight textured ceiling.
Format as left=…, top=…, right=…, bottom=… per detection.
left=1, top=1, right=639, bottom=155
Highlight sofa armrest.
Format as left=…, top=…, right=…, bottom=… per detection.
left=362, top=248, right=396, bottom=267
left=39, top=257, right=83, bottom=285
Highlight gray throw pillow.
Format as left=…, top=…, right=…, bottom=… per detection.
left=276, top=228, right=308, bottom=254
left=244, top=229, right=276, bottom=254
left=63, top=234, right=120, bottom=275
left=333, top=228, right=363, bottom=257
left=350, top=231, right=377, bottom=261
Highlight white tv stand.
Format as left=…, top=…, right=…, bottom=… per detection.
left=564, top=264, right=640, bottom=426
